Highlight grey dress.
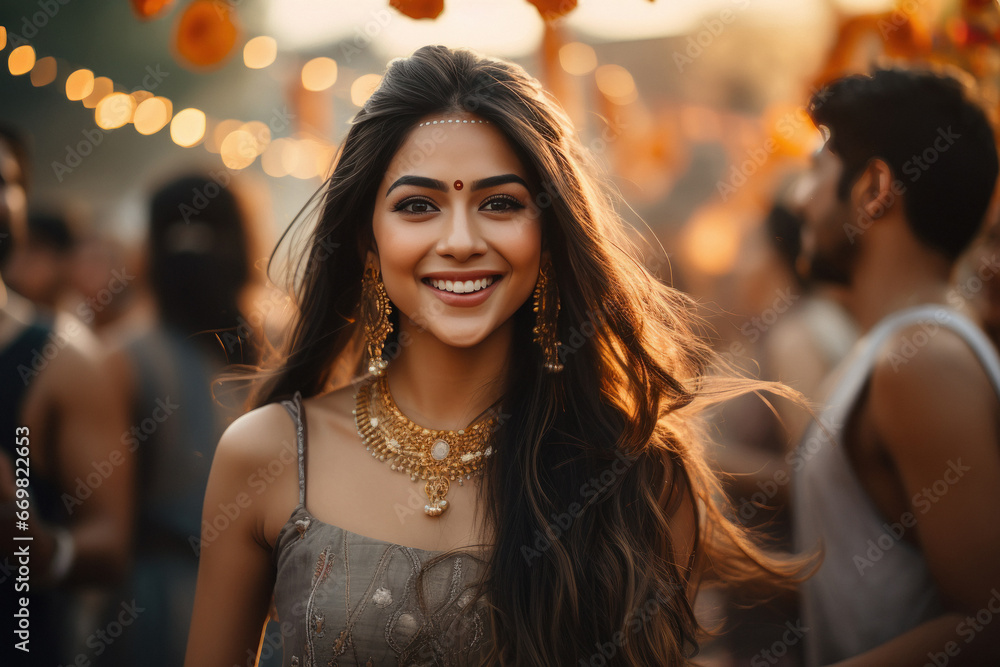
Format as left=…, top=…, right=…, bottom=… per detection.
left=272, top=392, right=493, bottom=666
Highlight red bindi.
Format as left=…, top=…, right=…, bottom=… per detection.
left=453, top=180, right=463, bottom=190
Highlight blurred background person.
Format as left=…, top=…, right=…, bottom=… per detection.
left=790, top=67, right=1000, bottom=665
left=0, top=126, right=133, bottom=666
left=100, top=172, right=265, bottom=667
left=68, top=229, right=149, bottom=343
left=1, top=211, right=77, bottom=312
left=706, top=185, right=858, bottom=666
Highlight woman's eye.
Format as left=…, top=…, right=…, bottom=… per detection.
left=481, top=195, right=525, bottom=213
left=393, top=198, right=437, bottom=214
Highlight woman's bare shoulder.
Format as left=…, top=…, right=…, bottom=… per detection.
left=212, top=401, right=300, bottom=484
left=207, top=400, right=303, bottom=547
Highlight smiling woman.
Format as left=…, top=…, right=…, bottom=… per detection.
left=184, top=45, right=814, bottom=667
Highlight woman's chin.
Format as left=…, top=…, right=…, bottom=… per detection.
left=421, top=321, right=503, bottom=350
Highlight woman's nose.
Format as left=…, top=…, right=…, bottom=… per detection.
left=435, top=208, right=488, bottom=261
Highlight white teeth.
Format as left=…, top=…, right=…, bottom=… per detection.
left=429, top=276, right=496, bottom=294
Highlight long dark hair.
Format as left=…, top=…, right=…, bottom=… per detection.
left=250, top=45, right=811, bottom=665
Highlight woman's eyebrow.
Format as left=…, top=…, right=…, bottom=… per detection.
left=470, top=174, right=529, bottom=191
left=385, top=173, right=529, bottom=198
left=385, top=175, right=448, bottom=197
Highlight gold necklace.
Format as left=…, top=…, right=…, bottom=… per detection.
left=353, top=375, right=498, bottom=516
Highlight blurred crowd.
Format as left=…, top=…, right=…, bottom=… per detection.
left=2, top=46, right=1000, bottom=667
left=0, top=125, right=296, bottom=666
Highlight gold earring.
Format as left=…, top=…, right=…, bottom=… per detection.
left=360, top=262, right=393, bottom=376
left=532, top=261, right=564, bottom=373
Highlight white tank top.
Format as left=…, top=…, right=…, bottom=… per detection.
left=793, top=304, right=1000, bottom=665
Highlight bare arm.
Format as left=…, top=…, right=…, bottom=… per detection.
left=2, top=316, right=134, bottom=586
left=184, top=405, right=295, bottom=667
left=833, top=328, right=1000, bottom=664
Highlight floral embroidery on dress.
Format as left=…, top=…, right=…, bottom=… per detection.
left=373, top=586, right=393, bottom=608
left=314, top=612, right=326, bottom=637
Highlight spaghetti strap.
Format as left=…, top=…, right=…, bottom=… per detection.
left=280, top=391, right=307, bottom=506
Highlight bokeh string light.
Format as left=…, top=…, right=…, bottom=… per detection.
left=65, top=69, right=95, bottom=101
left=0, top=2, right=650, bottom=186
left=243, top=36, right=278, bottom=69
left=8, top=45, right=35, bottom=76
left=0, top=29, right=373, bottom=179
left=29, top=56, right=56, bottom=87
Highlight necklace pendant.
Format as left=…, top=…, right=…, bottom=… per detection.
left=424, top=499, right=449, bottom=516
left=423, top=477, right=450, bottom=517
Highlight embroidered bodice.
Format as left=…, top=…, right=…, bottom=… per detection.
left=270, top=393, right=492, bottom=666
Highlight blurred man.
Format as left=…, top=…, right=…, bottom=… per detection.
left=790, top=68, right=1000, bottom=665
left=2, top=212, right=76, bottom=310
left=0, top=127, right=132, bottom=665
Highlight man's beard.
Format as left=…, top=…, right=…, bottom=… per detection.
left=797, top=229, right=856, bottom=288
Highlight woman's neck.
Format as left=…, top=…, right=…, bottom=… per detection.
left=384, top=317, right=511, bottom=430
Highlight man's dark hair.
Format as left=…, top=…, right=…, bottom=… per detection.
left=808, top=67, right=998, bottom=261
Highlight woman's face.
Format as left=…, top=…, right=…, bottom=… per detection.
left=371, top=114, right=544, bottom=350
